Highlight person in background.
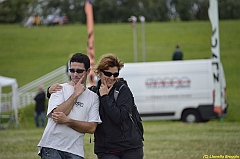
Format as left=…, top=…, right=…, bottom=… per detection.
left=24, top=14, right=35, bottom=28
left=37, top=53, right=101, bottom=159
left=47, top=14, right=59, bottom=26
left=34, top=86, right=46, bottom=127
left=34, top=14, right=41, bottom=27
left=172, top=45, right=183, bottom=61
left=59, top=13, right=69, bottom=25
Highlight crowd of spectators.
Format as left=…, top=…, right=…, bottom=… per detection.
left=23, top=13, right=69, bottom=27
left=46, top=13, right=69, bottom=26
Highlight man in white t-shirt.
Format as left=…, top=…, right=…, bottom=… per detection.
left=38, top=53, right=101, bottom=159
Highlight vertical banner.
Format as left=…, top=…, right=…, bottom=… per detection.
left=85, top=0, right=95, bottom=86
left=208, top=0, right=222, bottom=115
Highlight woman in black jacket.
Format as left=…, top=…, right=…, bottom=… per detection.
left=93, top=54, right=143, bottom=159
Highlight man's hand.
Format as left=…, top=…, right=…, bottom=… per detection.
left=52, top=112, right=69, bottom=124
left=52, top=111, right=97, bottom=134
left=52, top=76, right=86, bottom=116
left=73, top=76, right=86, bottom=97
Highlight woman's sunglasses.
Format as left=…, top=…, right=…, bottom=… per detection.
left=69, top=68, right=85, bottom=74
left=101, top=69, right=119, bottom=77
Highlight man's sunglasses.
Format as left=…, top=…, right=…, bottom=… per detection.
left=69, top=68, right=85, bottom=74
left=101, top=69, right=119, bottom=77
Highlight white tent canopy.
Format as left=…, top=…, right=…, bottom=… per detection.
left=0, top=75, right=18, bottom=127
left=0, top=76, right=17, bottom=87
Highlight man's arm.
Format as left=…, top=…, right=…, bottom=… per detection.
left=53, top=76, right=86, bottom=115
left=52, top=92, right=79, bottom=115
left=52, top=111, right=97, bottom=134
left=67, top=119, right=97, bottom=134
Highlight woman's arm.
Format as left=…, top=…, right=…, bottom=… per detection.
left=47, top=83, right=63, bottom=98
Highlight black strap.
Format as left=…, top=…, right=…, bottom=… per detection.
left=114, top=84, right=124, bottom=101
left=115, top=84, right=144, bottom=140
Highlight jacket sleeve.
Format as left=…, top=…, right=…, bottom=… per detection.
left=100, top=86, right=133, bottom=125
left=46, top=87, right=51, bottom=98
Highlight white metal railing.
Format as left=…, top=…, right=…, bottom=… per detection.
left=18, top=66, right=69, bottom=108
left=1, top=66, right=69, bottom=112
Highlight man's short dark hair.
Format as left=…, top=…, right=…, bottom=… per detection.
left=70, top=53, right=90, bottom=70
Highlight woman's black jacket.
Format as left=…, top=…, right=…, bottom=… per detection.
left=91, top=79, right=143, bottom=154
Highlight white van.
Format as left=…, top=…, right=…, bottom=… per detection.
left=119, top=59, right=228, bottom=123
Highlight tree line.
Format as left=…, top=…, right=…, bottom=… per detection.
left=0, top=0, right=239, bottom=24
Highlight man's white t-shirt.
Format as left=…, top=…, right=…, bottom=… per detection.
left=38, top=83, right=101, bottom=158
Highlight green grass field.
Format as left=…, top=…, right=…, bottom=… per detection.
left=0, top=20, right=240, bottom=158
left=0, top=121, right=239, bottom=159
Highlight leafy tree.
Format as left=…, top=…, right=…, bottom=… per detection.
left=0, top=0, right=239, bottom=24
left=0, top=0, right=31, bottom=23
left=148, top=0, right=169, bottom=21
left=116, top=0, right=142, bottom=22
left=219, top=0, right=240, bottom=19
left=174, top=0, right=195, bottom=21
left=94, top=0, right=118, bottom=23
left=194, top=0, right=209, bottom=20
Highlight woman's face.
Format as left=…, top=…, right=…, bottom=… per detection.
left=100, top=66, right=119, bottom=88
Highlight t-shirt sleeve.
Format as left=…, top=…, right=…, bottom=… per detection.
left=47, top=89, right=65, bottom=118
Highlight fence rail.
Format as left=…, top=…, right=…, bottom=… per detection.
left=1, top=66, right=69, bottom=112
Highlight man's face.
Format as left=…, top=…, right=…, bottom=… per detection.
left=70, top=62, right=89, bottom=85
